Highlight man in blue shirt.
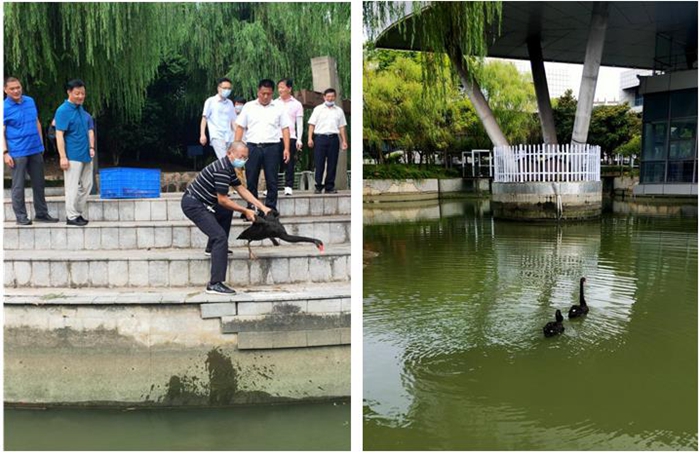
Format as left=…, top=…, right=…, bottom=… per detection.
left=3, top=77, right=59, bottom=225
left=54, top=79, right=95, bottom=226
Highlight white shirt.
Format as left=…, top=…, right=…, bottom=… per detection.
left=235, top=99, right=290, bottom=144
left=308, top=104, right=346, bottom=135
left=275, top=96, right=304, bottom=139
left=202, top=95, right=236, bottom=142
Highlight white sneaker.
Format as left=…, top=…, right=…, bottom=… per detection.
left=284, top=187, right=293, bottom=196
left=261, top=190, right=267, bottom=197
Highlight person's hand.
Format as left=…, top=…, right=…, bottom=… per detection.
left=308, top=138, right=314, bottom=148
left=341, top=141, right=348, bottom=151
left=260, top=206, right=272, bottom=216
left=60, top=157, right=70, bottom=170
left=199, top=135, right=207, bottom=146
left=283, top=149, right=290, bottom=164
left=90, top=148, right=95, bottom=158
left=4, top=154, right=14, bottom=168
left=245, top=209, right=256, bottom=222
left=296, top=141, right=303, bottom=151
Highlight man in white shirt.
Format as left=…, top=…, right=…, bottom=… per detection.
left=235, top=79, right=291, bottom=212
left=276, top=78, right=304, bottom=196
left=307, top=88, right=348, bottom=194
left=200, top=77, right=236, bottom=159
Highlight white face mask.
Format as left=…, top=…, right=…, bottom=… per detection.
left=234, top=104, right=243, bottom=114
left=221, top=89, right=232, bottom=98
left=324, top=101, right=335, bottom=107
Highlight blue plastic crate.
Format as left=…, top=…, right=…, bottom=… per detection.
left=99, top=167, right=161, bottom=199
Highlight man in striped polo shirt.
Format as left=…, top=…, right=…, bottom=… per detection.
left=181, top=141, right=271, bottom=295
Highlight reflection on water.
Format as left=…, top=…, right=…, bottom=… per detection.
left=364, top=200, right=697, bottom=450
left=5, top=402, right=350, bottom=451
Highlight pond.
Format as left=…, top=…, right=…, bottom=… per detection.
left=5, top=401, right=350, bottom=451
left=364, top=199, right=697, bottom=450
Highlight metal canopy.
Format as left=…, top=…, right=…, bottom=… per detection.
left=375, top=1, right=698, bottom=70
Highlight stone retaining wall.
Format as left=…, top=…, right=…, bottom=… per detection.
left=492, top=181, right=602, bottom=221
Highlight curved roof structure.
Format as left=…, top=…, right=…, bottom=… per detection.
left=375, top=1, right=698, bottom=70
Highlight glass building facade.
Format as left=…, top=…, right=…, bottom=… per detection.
left=641, top=88, right=697, bottom=185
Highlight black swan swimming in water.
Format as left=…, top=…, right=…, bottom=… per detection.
left=568, top=277, right=589, bottom=319
left=543, top=309, right=565, bottom=337
left=237, top=210, right=324, bottom=259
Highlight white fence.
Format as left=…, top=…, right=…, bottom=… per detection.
left=493, top=144, right=601, bottom=183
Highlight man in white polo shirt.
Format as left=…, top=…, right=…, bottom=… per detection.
left=200, top=77, right=236, bottom=159
left=276, top=78, right=304, bottom=196
left=307, top=88, right=348, bottom=194
left=235, top=78, right=291, bottom=212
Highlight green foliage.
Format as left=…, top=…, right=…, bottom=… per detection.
left=363, top=50, right=538, bottom=162
left=363, top=164, right=461, bottom=180
left=4, top=3, right=173, bottom=122
left=552, top=89, right=577, bottom=144
left=363, top=2, right=502, bottom=95
left=4, top=3, right=350, bottom=167
left=615, top=134, right=641, bottom=157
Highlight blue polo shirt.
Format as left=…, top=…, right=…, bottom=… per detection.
left=54, top=100, right=94, bottom=162
left=3, top=95, right=44, bottom=158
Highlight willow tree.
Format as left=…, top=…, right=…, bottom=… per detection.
left=363, top=2, right=508, bottom=146
left=176, top=3, right=351, bottom=116
left=4, top=3, right=173, bottom=124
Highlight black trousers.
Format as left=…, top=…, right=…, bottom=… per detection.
left=279, top=138, right=297, bottom=188
left=181, top=193, right=233, bottom=284
left=314, top=134, right=339, bottom=191
left=246, top=142, right=280, bottom=210
left=11, top=152, right=50, bottom=221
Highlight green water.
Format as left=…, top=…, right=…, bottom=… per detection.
left=5, top=402, right=349, bottom=450
left=364, top=200, right=698, bottom=450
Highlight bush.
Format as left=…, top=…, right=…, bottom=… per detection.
left=363, top=164, right=461, bottom=180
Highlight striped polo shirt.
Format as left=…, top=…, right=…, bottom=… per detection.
left=186, top=157, right=241, bottom=207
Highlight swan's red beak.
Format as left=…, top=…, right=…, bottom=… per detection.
left=318, top=243, right=325, bottom=253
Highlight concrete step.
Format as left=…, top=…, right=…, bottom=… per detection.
left=4, top=215, right=350, bottom=251
left=3, top=191, right=350, bottom=222
left=4, top=244, right=350, bottom=289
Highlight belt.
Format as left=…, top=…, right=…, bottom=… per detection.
left=314, top=133, right=338, bottom=137
left=184, top=192, right=216, bottom=213
left=247, top=142, right=279, bottom=148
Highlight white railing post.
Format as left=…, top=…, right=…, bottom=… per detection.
left=492, top=143, right=600, bottom=184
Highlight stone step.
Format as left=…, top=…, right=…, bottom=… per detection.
left=3, top=191, right=350, bottom=222
left=4, top=215, right=350, bottom=251
left=4, top=282, right=349, bottom=307
left=4, top=245, right=350, bottom=289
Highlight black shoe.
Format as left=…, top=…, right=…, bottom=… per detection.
left=325, top=189, right=338, bottom=194
left=77, top=215, right=89, bottom=225
left=204, top=249, right=232, bottom=256
left=16, top=218, right=32, bottom=226
left=314, top=189, right=323, bottom=194
left=34, top=214, right=59, bottom=223
left=66, top=217, right=88, bottom=226
left=205, top=282, right=236, bottom=295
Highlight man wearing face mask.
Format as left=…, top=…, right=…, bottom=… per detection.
left=235, top=79, right=290, bottom=213
left=275, top=78, right=304, bottom=196
left=181, top=141, right=271, bottom=295
left=307, top=88, right=348, bottom=194
left=200, top=77, right=237, bottom=159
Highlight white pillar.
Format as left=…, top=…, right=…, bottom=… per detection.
left=571, top=2, right=609, bottom=145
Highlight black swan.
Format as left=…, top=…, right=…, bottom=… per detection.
left=543, top=309, right=565, bottom=337
left=568, top=277, right=589, bottom=319
left=237, top=211, right=324, bottom=259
